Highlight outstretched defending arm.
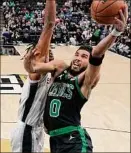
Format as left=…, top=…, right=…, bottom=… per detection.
left=24, top=0, right=56, bottom=80
left=24, top=49, right=68, bottom=76
left=81, top=6, right=128, bottom=98
left=34, top=0, right=56, bottom=59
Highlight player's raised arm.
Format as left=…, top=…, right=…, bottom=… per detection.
left=81, top=6, right=128, bottom=98
left=24, top=49, right=68, bottom=75
left=34, top=0, right=56, bottom=59
left=24, top=0, right=56, bottom=80
left=25, top=0, right=56, bottom=62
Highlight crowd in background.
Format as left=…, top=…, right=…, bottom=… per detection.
left=1, top=0, right=131, bottom=58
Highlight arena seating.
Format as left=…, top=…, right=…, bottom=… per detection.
left=1, top=0, right=131, bottom=58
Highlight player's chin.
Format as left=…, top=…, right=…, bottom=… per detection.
left=71, top=66, right=80, bottom=72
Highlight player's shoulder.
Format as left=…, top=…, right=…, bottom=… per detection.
left=26, top=77, right=40, bottom=84
left=27, top=73, right=49, bottom=84
left=27, top=73, right=52, bottom=87
left=40, top=72, right=51, bottom=80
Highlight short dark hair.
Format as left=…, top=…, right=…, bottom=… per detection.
left=77, top=45, right=92, bottom=53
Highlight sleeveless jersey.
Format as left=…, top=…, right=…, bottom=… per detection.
left=18, top=73, right=52, bottom=127
left=44, top=69, right=87, bottom=132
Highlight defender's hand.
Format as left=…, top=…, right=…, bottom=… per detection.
left=114, top=5, right=128, bottom=32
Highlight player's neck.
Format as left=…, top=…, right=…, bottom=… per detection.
left=67, top=66, right=85, bottom=77
left=67, top=73, right=74, bottom=79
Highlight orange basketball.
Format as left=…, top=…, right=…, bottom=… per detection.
left=91, top=0, right=127, bottom=25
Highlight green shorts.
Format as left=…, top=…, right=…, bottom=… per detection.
left=49, top=126, right=93, bottom=153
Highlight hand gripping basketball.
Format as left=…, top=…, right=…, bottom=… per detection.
left=113, top=5, right=128, bottom=32
left=111, top=5, right=128, bottom=37
left=91, top=0, right=128, bottom=25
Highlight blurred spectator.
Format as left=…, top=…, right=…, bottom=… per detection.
left=2, top=0, right=131, bottom=58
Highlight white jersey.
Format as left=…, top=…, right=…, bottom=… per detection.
left=18, top=73, right=52, bottom=127
left=11, top=73, right=52, bottom=152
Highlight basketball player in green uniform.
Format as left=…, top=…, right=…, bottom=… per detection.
left=24, top=6, right=128, bottom=153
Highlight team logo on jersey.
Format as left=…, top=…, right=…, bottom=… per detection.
left=48, top=82, right=74, bottom=100
left=64, top=70, right=67, bottom=73
left=0, top=74, right=27, bottom=94
left=58, top=74, right=64, bottom=80
left=70, top=77, right=75, bottom=81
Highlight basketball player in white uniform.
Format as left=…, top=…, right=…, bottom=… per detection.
left=10, top=0, right=56, bottom=152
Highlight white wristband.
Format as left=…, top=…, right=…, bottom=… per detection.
left=111, top=29, right=122, bottom=37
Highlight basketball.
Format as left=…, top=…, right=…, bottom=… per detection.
left=91, top=0, right=127, bottom=25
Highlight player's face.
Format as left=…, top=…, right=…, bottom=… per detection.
left=70, top=49, right=90, bottom=73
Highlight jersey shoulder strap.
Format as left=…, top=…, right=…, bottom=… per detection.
left=74, top=76, right=87, bottom=101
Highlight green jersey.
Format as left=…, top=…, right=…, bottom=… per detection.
left=44, top=69, right=87, bottom=132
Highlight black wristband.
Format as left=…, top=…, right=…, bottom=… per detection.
left=89, top=53, right=105, bottom=66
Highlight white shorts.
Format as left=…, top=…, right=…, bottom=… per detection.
left=10, top=121, right=44, bottom=152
